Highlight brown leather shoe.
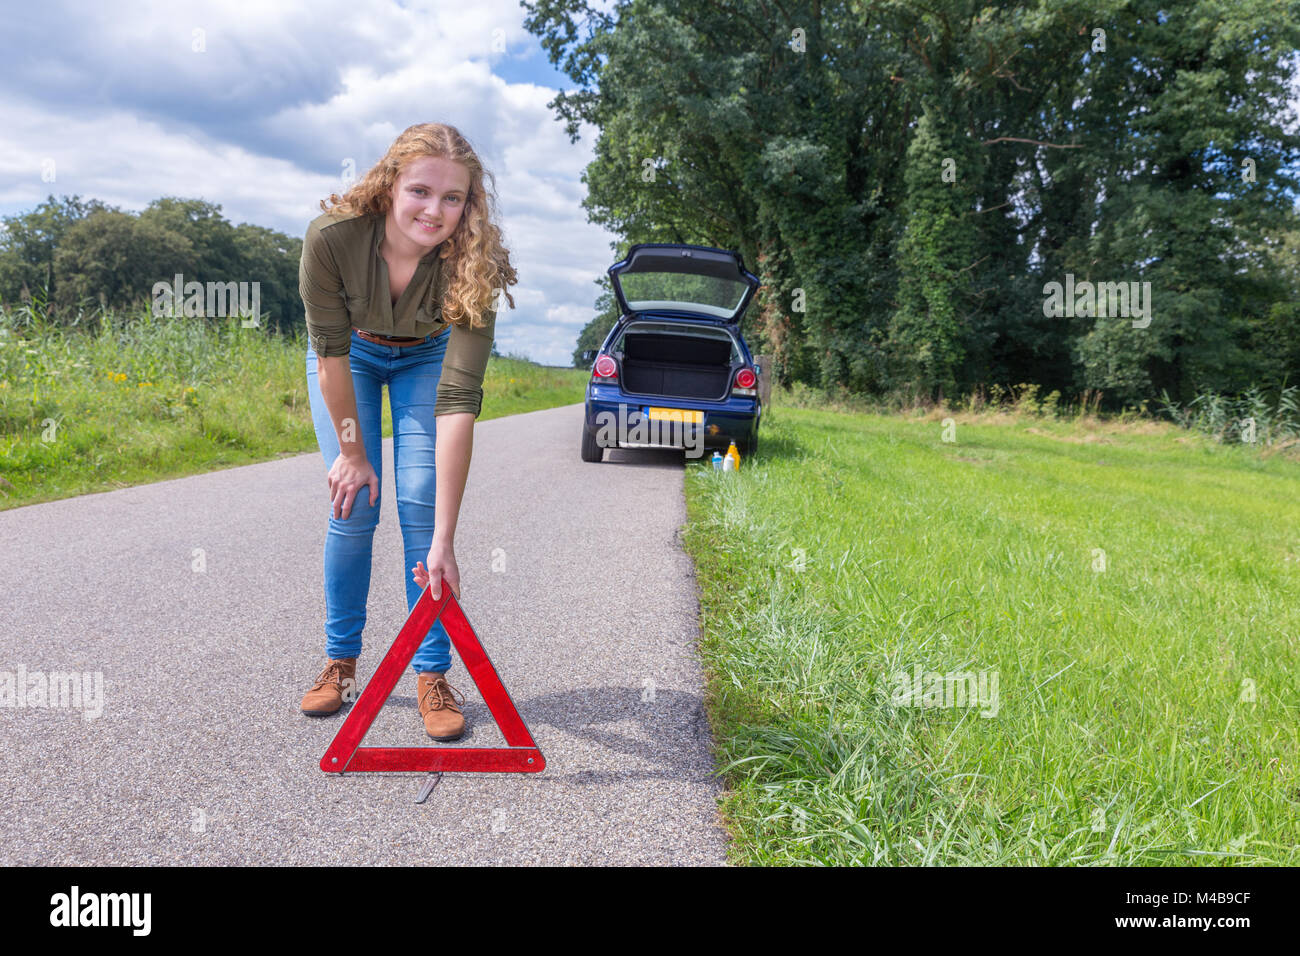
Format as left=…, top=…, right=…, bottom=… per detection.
left=300, top=658, right=357, bottom=716
left=417, top=672, right=466, bottom=741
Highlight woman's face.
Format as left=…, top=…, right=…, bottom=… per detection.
left=387, top=156, right=472, bottom=253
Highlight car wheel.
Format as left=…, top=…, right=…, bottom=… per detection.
left=581, top=423, right=604, bottom=462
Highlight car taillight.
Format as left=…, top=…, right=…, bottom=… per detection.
left=732, top=366, right=757, bottom=396
left=593, top=354, right=618, bottom=381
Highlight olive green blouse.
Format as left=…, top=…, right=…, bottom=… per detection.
left=298, top=210, right=496, bottom=418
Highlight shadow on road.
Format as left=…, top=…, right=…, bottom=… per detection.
left=338, top=685, right=716, bottom=783
left=600, top=447, right=689, bottom=468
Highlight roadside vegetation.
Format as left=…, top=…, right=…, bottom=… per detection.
left=0, top=301, right=588, bottom=509
left=684, top=384, right=1300, bottom=865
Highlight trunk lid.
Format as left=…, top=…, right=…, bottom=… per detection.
left=608, top=243, right=760, bottom=326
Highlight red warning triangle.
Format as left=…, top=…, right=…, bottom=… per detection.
left=320, top=579, right=545, bottom=774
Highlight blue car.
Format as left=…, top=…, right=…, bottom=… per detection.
left=581, top=243, right=764, bottom=463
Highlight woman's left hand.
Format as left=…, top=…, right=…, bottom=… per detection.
left=413, top=538, right=461, bottom=601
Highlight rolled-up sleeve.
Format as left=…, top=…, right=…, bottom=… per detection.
left=434, top=306, right=496, bottom=418
left=299, top=221, right=352, bottom=357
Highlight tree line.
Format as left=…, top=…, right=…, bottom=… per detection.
left=545, top=0, right=1300, bottom=407
left=0, top=196, right=306, bottom=337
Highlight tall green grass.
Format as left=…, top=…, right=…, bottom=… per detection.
left=1158, top=385, right=1300, bottom=447
left=0, top=302, right=587, bottom=508
left=684, top=389, right=1300, bottom=865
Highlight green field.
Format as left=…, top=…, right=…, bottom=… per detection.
left=0, top=306, right=588, bottom=509
left=683, top=394, right=1300, bottom=865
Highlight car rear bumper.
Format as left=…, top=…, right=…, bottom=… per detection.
left=584, top=388, right=759, bottom=456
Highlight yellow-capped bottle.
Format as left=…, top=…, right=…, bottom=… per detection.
left=725, top=440, right=741, bottom=471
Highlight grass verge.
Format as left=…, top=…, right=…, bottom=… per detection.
left=683, top=387, right=1300, bottom=864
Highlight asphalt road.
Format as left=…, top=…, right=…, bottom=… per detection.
left=0, top=401, right=731, bottom=865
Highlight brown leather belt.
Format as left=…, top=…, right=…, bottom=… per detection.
left=354, top=328, right=428, bottom=347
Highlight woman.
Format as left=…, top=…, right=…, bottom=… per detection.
left=297, top=123, right=517, bottom=741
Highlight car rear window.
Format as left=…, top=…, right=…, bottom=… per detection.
left=616, top=273, right=749, bottom=320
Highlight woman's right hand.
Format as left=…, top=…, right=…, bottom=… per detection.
left=327, top=452, right=379, bottom=520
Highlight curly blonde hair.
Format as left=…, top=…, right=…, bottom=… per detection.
left=318, top=123, right=517, bottom=330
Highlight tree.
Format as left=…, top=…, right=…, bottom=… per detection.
left=0, top=195, right=114, bottom=309
left=525, top=0, right=1300, bottom=407
left=52, top=210, right=193, bottom=316
left=233, top=221, right=303, bottom=335
left=887, top=105, right=979, bottom=399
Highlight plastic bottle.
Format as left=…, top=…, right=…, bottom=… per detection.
left=711, top=451, right=723, bottom=470
left=726, top=441, right=741, bottom=471
left=722, top=453, right=735, bottom=471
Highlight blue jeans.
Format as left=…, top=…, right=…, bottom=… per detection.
left=305, top=327, right=454, bottom=675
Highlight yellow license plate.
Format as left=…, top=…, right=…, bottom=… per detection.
left=647, top=407, right=703, bottom=424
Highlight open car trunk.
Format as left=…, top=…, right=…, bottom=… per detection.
left=616, top=325, right=734, bottom=401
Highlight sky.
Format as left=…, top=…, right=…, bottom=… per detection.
left=0, top=0, right=621, bottom=365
